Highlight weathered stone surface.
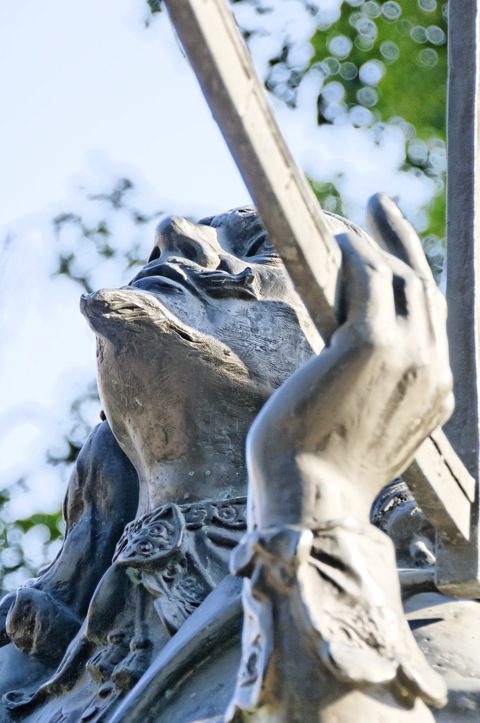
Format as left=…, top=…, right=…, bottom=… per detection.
left=0, top=203, right=474, bottom=722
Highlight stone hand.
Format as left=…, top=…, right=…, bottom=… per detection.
left=246, top=194, right=454, bottom=529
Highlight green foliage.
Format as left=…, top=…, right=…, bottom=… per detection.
left=52, top=178, right=160, bottom=294
left=147, top=0, right=162, bottom=15
left=310, top=180, right=345, bottom=216
left=142, top=0, right=448, bottom=271
left=310, top=0, right=447, bottom=135
left=145, top=0, right=163, bottom=27
left=266, top=0, right=448, bottom=268
left=147, top=0, right=163, bottom=14
left=14, top=513, right=64, bottom=540
left=0, top=494, right=65, bottom=594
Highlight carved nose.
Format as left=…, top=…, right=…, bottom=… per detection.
left=150, top=216, right=221, bottom=268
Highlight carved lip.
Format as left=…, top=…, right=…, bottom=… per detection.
left=130, top=261, right=200, bottom=296
left=130, top=260, right=259, bottom=301
left=194, top=267, right=258, bottom=300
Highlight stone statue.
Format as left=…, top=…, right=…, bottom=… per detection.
left=0, top=198, right=474, bottom=722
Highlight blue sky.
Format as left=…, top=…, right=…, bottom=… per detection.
left=0, top=0, right=253, bottom=534
left=0, top=0, right=250, bottom=230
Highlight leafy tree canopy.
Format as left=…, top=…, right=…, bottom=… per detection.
left=235, top=0, right=447, bottom=275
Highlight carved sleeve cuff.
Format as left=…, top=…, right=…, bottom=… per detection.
left=229, top=518, right=447, bottom=714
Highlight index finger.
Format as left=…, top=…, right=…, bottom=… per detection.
left=366, top=193, right=434, bottom=282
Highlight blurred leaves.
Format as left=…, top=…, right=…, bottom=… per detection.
left=52, top=178, right=163, bottom=294
left=144, top=0, right=448, bottom=269
left=145, top=0, right=163, bottom=27
left=310, top=179, right=345, bottom=216
left=0, top=178, right=164, bottom=595
left=147, top=0, right=163, bottom=14
left=0, top=492, right=65, bottom=593
left=309, top=0, right=447, bottom=135
left=232, top=0, right=448, bottom=277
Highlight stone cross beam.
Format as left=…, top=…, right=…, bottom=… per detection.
left=164, top=0, right=341, bottom=344
left=435, top=0, right=480, bottom=595
left=163, top=0, right=479, bottom=595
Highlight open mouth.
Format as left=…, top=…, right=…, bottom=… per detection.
left=130, top=261, right=200, bottom=295
left=130, top=260, right=259, bottom=300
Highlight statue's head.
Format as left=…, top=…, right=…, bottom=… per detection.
left=80, top=207, right=363, bottom=501
left=135, top=207, right=323, bottom=385
left=81, top=206, right=322, bottom=406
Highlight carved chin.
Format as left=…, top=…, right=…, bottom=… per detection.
left=80, top=288, right=202, bottom=345
left=81, top=287, right=252, bottom=448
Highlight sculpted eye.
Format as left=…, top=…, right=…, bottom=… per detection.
left=148, top=246, right=161, bottom=262
left=245, top=234, right=276, bottom=258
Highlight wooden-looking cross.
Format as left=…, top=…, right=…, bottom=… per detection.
left=436, top=1, right=480, bottom=595
left=163, top=0, right=480, bottom=597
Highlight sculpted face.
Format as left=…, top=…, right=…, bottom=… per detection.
left=81, top=207, right=321, bottom=393
left=131, top=208, right=322, bottom=384
left=79, top=208, right=322, bottom=500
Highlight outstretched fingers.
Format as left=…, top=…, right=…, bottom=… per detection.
left=365, top=193, right=447, bottom=343
left=335, top=227, right=444, bottom=364
left=336, top=231, right=397, bottom=345
left=366, top=193, right=433, bottom=282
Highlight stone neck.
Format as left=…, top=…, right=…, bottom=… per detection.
left=136, top=453, right=247, bottom=516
